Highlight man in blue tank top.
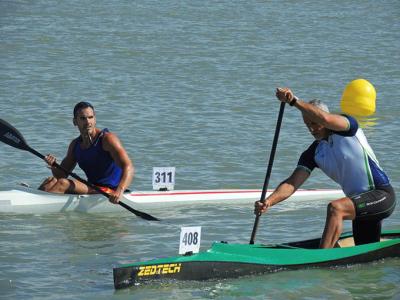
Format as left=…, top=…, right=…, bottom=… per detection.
left=39, top=102, right=134, bottom=204
left=254, top=88, right=396, bottom=248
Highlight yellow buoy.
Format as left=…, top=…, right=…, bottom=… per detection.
left=340, top=79, right=376, bottom=116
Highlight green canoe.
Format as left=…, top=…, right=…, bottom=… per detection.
left=113, top=229, right=400, bottom=289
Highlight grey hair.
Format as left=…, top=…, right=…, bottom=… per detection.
left=308, top=99, right=329, bottom=113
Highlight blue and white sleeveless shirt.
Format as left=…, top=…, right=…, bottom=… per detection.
left=297, top=115, right=390, bottom=197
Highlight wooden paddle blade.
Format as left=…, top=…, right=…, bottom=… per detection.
left=0, top=119, right=30, bottom=151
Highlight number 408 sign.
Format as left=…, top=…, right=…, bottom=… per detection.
left=179, top=226, right=201, bottom=255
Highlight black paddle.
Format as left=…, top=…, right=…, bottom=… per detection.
left=0, top=119, right=160, bottom=221
left=249, top=102, right=285, bottom=244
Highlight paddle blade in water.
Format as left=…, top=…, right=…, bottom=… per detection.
left=119, top=201, right=160, bottom=221
left=0, top=119, right=30, bottom=151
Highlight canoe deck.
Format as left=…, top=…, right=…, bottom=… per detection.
left=113, top=230, right=400, bottom=289
left=125, top=188, right=345, bottom=208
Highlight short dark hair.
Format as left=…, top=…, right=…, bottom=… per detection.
left=73, top=102, right=94, bottom=118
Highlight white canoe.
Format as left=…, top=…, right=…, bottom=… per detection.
left=0, top=185, right=345, bottom=214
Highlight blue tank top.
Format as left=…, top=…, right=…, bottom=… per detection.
left=73, top=128, right=122, bottom=189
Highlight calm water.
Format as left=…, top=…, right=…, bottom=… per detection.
left=1, top=0, right=399, bottom=299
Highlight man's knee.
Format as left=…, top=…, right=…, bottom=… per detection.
left=53, top=178, right=72, bottom=192
left=326, top=198, right=355, bottom=219
left=39, top=176, right=58, bottom=191
left=327, top=201, right=337, bottom=212
left=39, top=177, right=70, bottom=193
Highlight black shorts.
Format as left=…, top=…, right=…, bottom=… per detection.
left=351, top=185, right=396, bottom=220
left=351, top=185, right=396, bottom=245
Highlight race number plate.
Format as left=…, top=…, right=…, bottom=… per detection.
left=179, top=226, right=201, bottom=254
left=152, top=167, right=175, bottom=190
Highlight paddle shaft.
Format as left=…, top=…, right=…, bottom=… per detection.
left=29, top=146, right=112, bottom=197
left=249, top=102, right=285, bottom=244
left=31, top=146, right=160, bottom=220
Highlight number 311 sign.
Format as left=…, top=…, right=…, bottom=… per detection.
left=152, top=167, right=175, bottom=190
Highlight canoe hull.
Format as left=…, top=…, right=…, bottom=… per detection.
left=0, top=187, right=111, bottom=213
left=0, top=186, right=344, bottom=214
left=113, top=230, right=400, bottom=289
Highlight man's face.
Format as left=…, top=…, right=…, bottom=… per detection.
left=302, top=114, right=328, bottom=140
left=74, top=107, right=96, bottom=136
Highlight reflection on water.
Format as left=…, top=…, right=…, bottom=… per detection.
left=354, top=115, right=379, bottom=129
left=60, top=213, right=130, bottom=243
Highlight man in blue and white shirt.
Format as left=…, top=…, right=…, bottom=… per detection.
left=255, top=87, right=396, bottom=248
